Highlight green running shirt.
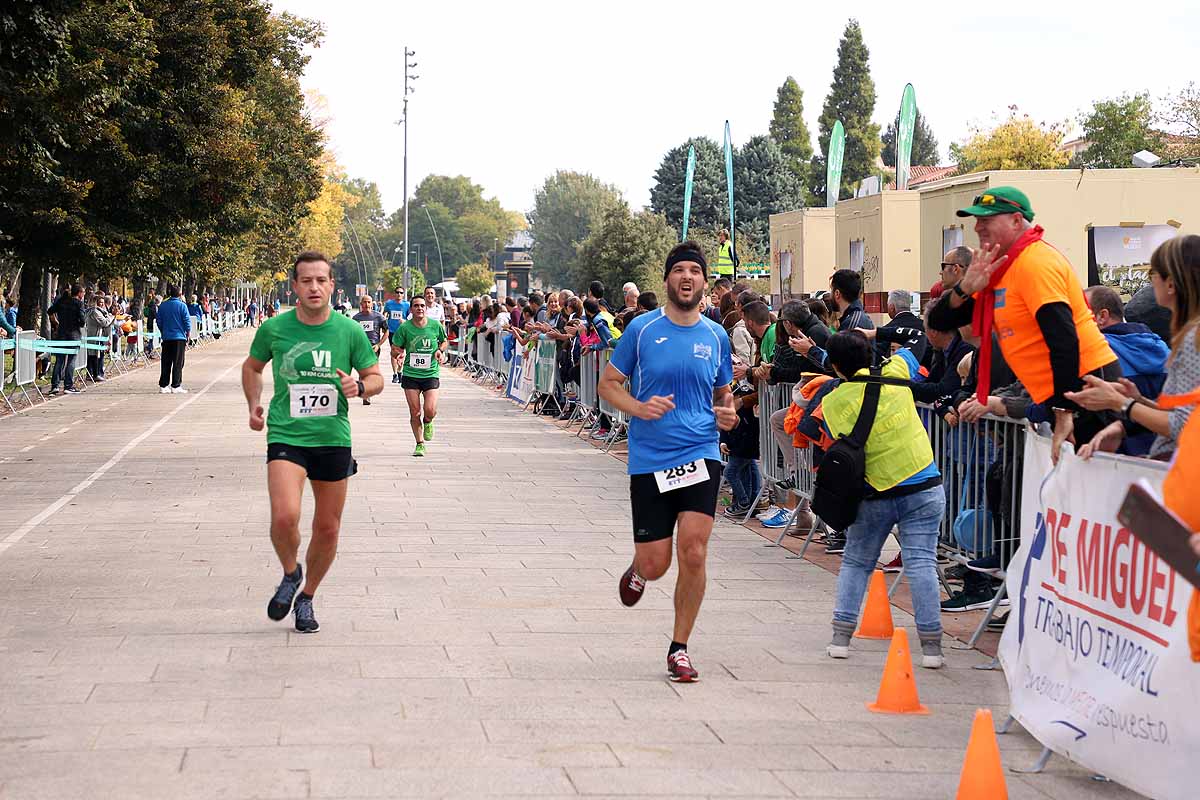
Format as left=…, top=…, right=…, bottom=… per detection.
left=391, top=319, right=446, bottom=379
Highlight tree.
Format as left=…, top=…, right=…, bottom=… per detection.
left=454, top=259, right=495, bottom=297
left=649, top=137, right=724, bottom=237
left=577, top=206, right=676, bottom=296
left=1159, top=83, right=1200, bottom=158
left=769, top=76, right=814, bottom=194
left=810, top=19, right=881, bottom=203
left=413, top=174, right=485, bottom=218
left=733, top=135, right=804, bottom=261
left=1073, top=93, right=1164, bottom=169
left=881, top=110, right=940, bottom=167
left=951, top=112, right=1070, bottom=173
left=527, top=170, right=623, bottom=288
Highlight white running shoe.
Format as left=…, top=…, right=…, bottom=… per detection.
left=172, top=387, right=188, bottom=394
left=755, top=505, right=782, bottom=520
left=159, top=387, right=172, bottom=394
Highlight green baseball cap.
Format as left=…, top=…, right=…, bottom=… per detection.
left=956, top=186, right=1035, bottom=222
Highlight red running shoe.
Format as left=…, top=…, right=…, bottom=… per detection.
left=879, top=553, right=903, bottom=573
left=619, top=564, right=646, bottom=607
left=667, top=650, right=699, bottom=683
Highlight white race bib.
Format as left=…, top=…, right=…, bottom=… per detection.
left=389, top=310, right=404, bottom=321
left=289, top=383, right=337, bottom=417
left=408, top=352, right=432, bottom=369
left=654, top=459, right=707, bottom=493
left=359, top=321, right=374, bottom=333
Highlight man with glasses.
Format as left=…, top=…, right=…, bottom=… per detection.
left=938, top=246, right=973, bottom=292
left=383, top=287, right=410, bottom=383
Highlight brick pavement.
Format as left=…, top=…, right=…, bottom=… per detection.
left=0, top=333, right=1145, bottom=799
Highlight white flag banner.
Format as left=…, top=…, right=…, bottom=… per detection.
left=1001, top=433, right=1199, bottom=800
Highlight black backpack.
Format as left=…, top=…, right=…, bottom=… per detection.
left=811, top=368, right=909, bottom=531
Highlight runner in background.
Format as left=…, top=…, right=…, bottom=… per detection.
left=242, top=251, right=383, bottom=633
left=351, top=295, right=388, bottom=406
left=383, top=287, right=410, bottom=384
left=391, top=293, right=448, bottom=457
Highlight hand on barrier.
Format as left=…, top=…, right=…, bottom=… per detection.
left=715, top=403, right=738, bottom=431
left=942, top=409, right=959, bottom=428
left=336, top=368, right=359, bottom=398
left=637, top=394, right=675, bottom=420
left=1077, top=421, right=1124, bottom=461
left=957, top=396, right=989, bottom=424
left=1050, top=408, right=1074, bottom=466
left=249, top=405, right=265, bottom=431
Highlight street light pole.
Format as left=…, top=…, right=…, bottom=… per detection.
left=401, top=48, right=418, bottom=292
left=422, top=204, right=446, bottom=285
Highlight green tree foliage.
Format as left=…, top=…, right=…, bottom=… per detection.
left=810, top=19, right=881, bottom=202
left=951, top=112, right=1069, bottom=173
left=649, top=137, right=725, bottom=237
left=769, top=76, right=813, bottom=193
left=1074, top=93, right=1164, bottom=169
left=576, top=206, right=676, bottom=295
left=453, top=259, right=495, bottom=298
left=733, top=135, right=804, bottom=261
left=380, top=265, right=424, bottom=296
left=881, top=109, right=940, bottom=167
left=1159, top=83, right=1200, bottom=157
left=528, top=170, right=623, bottom=288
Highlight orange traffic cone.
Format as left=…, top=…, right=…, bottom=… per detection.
left=866, top=628, right=929, bottom=715
left=955, top=709, right=1008, bottom=799
left=854, top=569, right=894, bottom=639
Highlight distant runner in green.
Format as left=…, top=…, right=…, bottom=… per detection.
left=391, top=293, right=447, bottom=457
left=241, top=251, right=383, bottom=634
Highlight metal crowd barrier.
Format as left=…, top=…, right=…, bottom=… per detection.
left=571, top=349, right=600, bottom=433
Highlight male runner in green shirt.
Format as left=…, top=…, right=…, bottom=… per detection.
left=391, top=294, right=447, bottom=457
left=241, top=251, right=384, bottom=633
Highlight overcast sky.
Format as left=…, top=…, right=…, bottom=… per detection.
left=273, top=0, right=1198, bottom=217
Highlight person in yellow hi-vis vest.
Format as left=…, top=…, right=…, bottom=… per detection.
left=714, top=230, right=738, bottom=281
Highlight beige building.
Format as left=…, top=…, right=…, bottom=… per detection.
left=768, top=207, right=835, bottom=300
left=833, top=191, right=923, bottom=313
left=919, top=168, right=1200, bottom=294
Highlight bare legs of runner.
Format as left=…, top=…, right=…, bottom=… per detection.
left=267, top=460, right=348, bottom=596
left=403, top=389, right=439, bottom=443
left=630, top=511, right=713, bottom=644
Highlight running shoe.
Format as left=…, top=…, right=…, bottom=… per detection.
left=64, top=387, right=82, bottom=394
left=423, top=421, right=434, bottom=441
left=755, top=505, right=782, bottom=520
left=879, top=553, right=903, bottom=573
left=966, top=554, right=1003, bottom=578
left=362, top=397, right=371, bottom=406
left=824, top=534, right=847, bottom=555
left=618, top=563, right=646, bottom=607
left=760, top=510, right=793, bottom=529
left=171, top=387, right=187, bottom=394
left=159, top=386, right=172, bottom=394
left=413, top=443, right=426, bottom=457
left=776, top=476, right=797, bottom=491
left=667, top=650, right=699, bottom=682
left=590, top=428, right=610, bottom=440
left=940, top=589, right=995, bottom=612
left=293, top=594, right=319, bottom=633
left=723, top=504, right=751, bottom=518
left=267, top=566, right=303, bottom=621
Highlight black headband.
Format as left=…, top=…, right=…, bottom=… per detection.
left=664, top=248, right=708, bottom=279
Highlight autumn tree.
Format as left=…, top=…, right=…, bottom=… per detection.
left=951, top=112, right=1069, bottom=173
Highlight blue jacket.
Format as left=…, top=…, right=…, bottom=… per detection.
left=187, top=302, right=203, bottom=318
left=156, top=296, right=192, bottom=340
left=1103, top=322, right=1170, bottom=399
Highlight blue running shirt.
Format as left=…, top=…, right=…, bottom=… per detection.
left=608, top=309, right=733, bottom=475
left=383, top=299, right=410, bottom=333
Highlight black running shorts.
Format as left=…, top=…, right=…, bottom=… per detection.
left=400, top=375, right=440, bottom=392
left=267, top=443, right=357, bottom=482
left=629, top=459, right=723, bottom=543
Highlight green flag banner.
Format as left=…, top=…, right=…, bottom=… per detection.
left=724, top=120, right=735, bottom=246
left=896, top=83, right=917, bottom=191
left=682, top=145, right=696, bottom=240
left=826, top=120, right=845, bottom=208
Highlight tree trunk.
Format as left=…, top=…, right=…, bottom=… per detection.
left=130, top=275, right=148, bottom=322
left=16, top=263, right=43, bottom=332
left=182, top=274, right=196, bottom=301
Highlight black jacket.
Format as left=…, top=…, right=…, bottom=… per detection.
left=911, top=333, right=973, bottom=405
left=47, top=295, right=85, bottom=338
left=875, top=310, right=927, bottom=363
left=769, top=314, right=832, bottom=383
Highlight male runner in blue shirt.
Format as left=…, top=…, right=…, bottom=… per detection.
left=599, top=242, right=738, bottom=682
left=382, top=287, right=411, bottom=383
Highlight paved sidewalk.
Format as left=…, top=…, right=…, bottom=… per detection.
left=0, top=338, right=1143, bottom=799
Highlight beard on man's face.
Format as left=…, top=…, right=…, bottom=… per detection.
left=667, top=280, right=701, bottom=311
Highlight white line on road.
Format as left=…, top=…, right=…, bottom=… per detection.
left=0, top=360, right=240, bottom=558
left=56, top=427, right=69, bottom=434
left=19, top=445, right=33, bottom=453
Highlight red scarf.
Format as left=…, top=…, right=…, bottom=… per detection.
left=972, top=225, right=1044, bottom=402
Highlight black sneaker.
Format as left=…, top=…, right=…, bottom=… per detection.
left=941, top=589, right=995, bottom=613
left=987, top=611, right=1010, bottom=630
left=944, top=564, right=969, bottom=582
left=824, top=534, right=846, bottom=555
left=267, top=566, right=303, bottom=621
left=293, top=593, right=319, bottom=633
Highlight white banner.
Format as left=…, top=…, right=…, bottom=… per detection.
left=1001, top=434, right=1199, bottom=800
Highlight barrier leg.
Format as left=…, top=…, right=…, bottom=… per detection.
left=1012, top=746, right=1054, bottom=774
left=953, top=579, right=1008, bottom=651
left=790, top=517, right=821, bottom=560
left=887, top=566, right=906, bottom=599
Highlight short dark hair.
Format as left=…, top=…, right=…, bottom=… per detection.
left=583, top=297, right=600, bottom=316
left=826, top=331, right=872, bottom=377
left=730, top=280, right=751, bottom=297
left=71, top=283, right=84, bottom=296
left=830, top=269, right=862, bottom=303
left=712, top=278, right=732, bottom=292
left=167, top=284, right=182, bottom=297
left=529, top=291, right=544, bottom=306
left=293, top=251, right=333, bottom=279
left=504, top=296, right=516, bottom=308
left=1086, top=285, right=1124, bottom=321
left=950, top=246, right=973, bottom=269
left=637, top=291, right=658, bottom=311
left=742, top=300, right=771, bottom=327
left=588, top=280, right=605, bottom=300
left=736, top=290, right=761, bottom=308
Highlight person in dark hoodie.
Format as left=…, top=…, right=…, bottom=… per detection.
left=874, top=288, right=927, bottom=363
left=1081, top=285, right=1170, bottom=456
